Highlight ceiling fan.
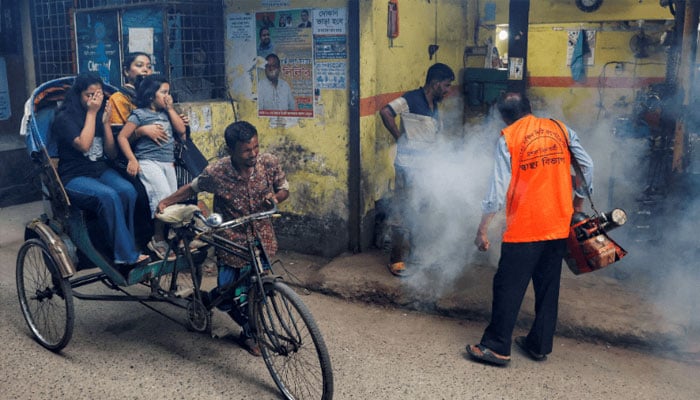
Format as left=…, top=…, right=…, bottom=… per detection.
left=629, top=29, right=654, bottom=58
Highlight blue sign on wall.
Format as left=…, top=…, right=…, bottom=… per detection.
left=75, top=11, right=121, bottom=85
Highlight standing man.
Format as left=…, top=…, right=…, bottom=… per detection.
left=379, top=63, right=455, bottom=277
left=466, top=92, right=593, bottom=366
left=157, top=121, right=289, bottom=356
left=258, top=53, right=295, bottom=111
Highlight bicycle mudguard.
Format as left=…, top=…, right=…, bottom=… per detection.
left=25, top=219, right=77, bottom=278
left=259, top=274, right=284, bottom=285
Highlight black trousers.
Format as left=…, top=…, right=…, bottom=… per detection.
left=480, top=239, right=567, bottom=356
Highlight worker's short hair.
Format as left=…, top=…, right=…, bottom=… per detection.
left=425, top=63, right=455, bottom=85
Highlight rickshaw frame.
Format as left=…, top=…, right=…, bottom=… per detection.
left=16, top=76, right=334, bottom=400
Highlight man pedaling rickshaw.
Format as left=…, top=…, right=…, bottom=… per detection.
left=157, top=121, right=289, bottom=356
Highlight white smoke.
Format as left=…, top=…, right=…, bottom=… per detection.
left=394, top=105, right=505, bottom=295
left=391, top=96, right=700, bottom=343
left=581, top=107, right=700, bottom=335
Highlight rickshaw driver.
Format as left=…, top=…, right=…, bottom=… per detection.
left=157, top=121, right=289, bottom=356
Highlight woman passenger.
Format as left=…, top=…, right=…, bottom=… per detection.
left=108, top=52, right=153, bottom=126
left=52, top=72, right=149, bottom=269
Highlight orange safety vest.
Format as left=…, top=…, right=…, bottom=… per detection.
left=502, top=115, right=573, bottom=242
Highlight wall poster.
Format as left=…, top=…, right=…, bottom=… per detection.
left=255, top=10, right=314, bottom=118
left=312, top=8, right=347, bottom=91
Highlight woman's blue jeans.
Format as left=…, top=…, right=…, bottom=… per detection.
left=64, top=168, right=140, bottom=264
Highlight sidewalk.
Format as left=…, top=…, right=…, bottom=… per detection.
left=3, top=201, right=699, bottom=363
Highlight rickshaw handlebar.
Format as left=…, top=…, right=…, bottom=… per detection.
left=192, top=202, right=279, bottom=230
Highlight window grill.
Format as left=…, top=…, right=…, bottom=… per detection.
left=30, top=0, right=75, bottom=81
left=30, top=0, right=226, bottom=101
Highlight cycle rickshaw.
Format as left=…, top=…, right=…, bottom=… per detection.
left=17, top=76, right=333, bottom=400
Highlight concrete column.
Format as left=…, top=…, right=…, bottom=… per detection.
left=21, top=0, right=36, bottom=94
left=507, top=0, right=530, bottom=94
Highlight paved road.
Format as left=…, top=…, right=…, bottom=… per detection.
left=1, top=203, right=698, bottom=399
left=1, top=267, right=699, bottom=398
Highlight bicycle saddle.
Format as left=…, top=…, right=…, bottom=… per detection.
left=156, top=204, right=201, bottom=226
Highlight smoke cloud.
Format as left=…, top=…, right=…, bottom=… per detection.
left=389, top=96, right=700, bottom=346
left=389, top=105, right=504, bottom=295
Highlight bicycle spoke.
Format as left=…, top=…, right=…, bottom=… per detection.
left=253, top=282, right=333, bottom=400
left=16, top=239, right=74, bottom=351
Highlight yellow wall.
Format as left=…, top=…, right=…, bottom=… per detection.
left=190, top=0, right=674, bottom=257
left=216, top=0, right=473, bottom=254
left=487, top=0, right=672, bottom=24
left=360, top=0, right=470, bottom=218
left=483, top=0, right=671, bottom=127
left=222, top=0, right=351, bottom=255
left=527, top=22, right=668, bottom=127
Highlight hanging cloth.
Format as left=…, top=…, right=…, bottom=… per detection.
left=570, top=29, right=591, bottom=82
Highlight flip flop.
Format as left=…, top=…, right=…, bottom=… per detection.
left=466, top=344, right=510, bottom=366
left=387, top=261, right=412, bottom=277
left=514, top=336, right=547, bottom=361
left=116, top=254, right=151, bottom=276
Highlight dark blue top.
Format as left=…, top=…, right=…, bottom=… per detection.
left=401, top=87, right=439, bottom=118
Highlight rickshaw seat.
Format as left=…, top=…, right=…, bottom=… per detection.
left=29, top=105, right=72, bottom=220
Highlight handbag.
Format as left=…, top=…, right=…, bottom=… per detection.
left=551, top=120, right=628, bottom=275
left=173, top=124, right=208, bottom=188
left=173, top=128, right=209, bottom=205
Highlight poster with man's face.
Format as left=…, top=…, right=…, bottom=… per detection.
left=255, top=10, right=314, bottom=118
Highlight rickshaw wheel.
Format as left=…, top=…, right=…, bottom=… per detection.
left=251, top=282, right=334, bottom=400
left=186, top=297, right=211, bottom=333
left=16, top=238, right=75, bottom=352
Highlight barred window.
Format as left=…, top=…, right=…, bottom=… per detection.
left=30, top=0, right=226, bottom=101
left=30, top=0, right=74, bottom=81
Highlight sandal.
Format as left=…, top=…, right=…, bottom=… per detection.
left=179, top=239, right=207, bottom=251
left=514, top=336, right=547, bottom=361
left=148, top=239, right=176, bottom=261
left=134, top=254, right=151, bottom=265
left=387, top=261, right=412, bottom=277
left=466, top=344, right=510, bottom=366
left=237, top=333, right=262, bottom=357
